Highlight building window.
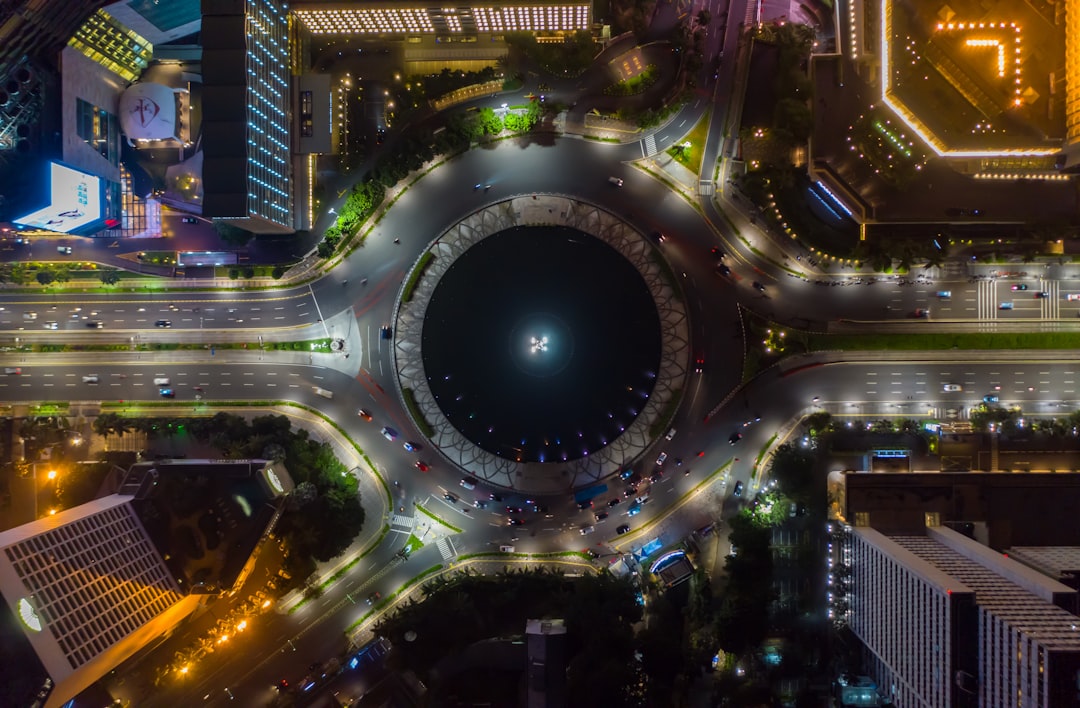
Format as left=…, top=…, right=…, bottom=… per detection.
left=75, top=98, right=119, bottom=166
left=299, top=90, right=314, bottom=138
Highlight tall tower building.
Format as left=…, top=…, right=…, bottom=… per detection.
left=201, top=0, right=294, bottom=234
left=846, top=525, right=1080, bottom=707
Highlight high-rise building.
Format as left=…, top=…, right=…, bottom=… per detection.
left=201, top=0, right=294, bottom=234
left=844, top=524, right=1080, bottom=707
left=0, top=458, right=292, bottom=708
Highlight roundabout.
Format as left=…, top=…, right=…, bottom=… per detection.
left=391, top=195, right=692, bottom=493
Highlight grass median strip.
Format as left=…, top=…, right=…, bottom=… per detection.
left=414, top=503, right=464, bottom=533
left=751, top=433, right=778, bottom=479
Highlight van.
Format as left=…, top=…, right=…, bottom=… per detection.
left=313, top=387, right=333, bottom=399
left=153, top=378, right=170, bottom=386
left=460, top=477, right=477, bottom=491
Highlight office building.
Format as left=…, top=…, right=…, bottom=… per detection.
left=845, top=524, right=1080, bottom=707
left=202, top=0, right=294, bottom=234
left=0, top=458, right=292, bottom=707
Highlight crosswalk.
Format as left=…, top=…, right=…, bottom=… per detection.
left=698, top=180, right=714, bottom=196
left=976, top=279, right=1061, bottom=320
left=641, top=134, right=658, bottom=158
left=390, top=513, right=415, bottom=529
left=436, top=537, right=456, bottom=561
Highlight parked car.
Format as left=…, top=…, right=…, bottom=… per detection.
left=616, top=524, right=631, bottom=535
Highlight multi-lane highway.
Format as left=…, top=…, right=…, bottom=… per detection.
left=2, top=7, right=1074, bottom=704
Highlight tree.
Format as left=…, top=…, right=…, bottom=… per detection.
left=773, top=98, right=813, bottom=141
left=92, top=413, right=132, bottom=437
left=36, top=270, right=55, bottom=285
left=271, top=265, right=286, bottom=279
left=99, top=270, right=121, bottom=285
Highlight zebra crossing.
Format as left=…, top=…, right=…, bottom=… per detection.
left=641, top=133, right=658, bottom=158
left=390, top=513, right=415, bottom=529
left=436, top=537, right=456, bottom=561
left=976, top=279, right=1061, bottom=321
left=698, top=180, right=714, bottom=196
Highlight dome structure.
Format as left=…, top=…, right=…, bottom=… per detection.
left=119, top=82, right=180, bottom=142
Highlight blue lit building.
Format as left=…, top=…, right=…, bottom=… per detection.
left=201, top=0, right=294, bottom=234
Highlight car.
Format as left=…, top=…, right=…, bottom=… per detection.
left=1011, top=284, right=1029, bottom=291
left=1035, top=291, right=1049, bottom=299
left=936, top=291, right=952, bottom=298
left=914, top=308, right=930, bottom=318
left=380, top=325, right=392, bottom=339
left=357, top=409, right=373, bottom=421
left=3, top=367, right=20, bottom=375
left=473, top=499, right=488, bottom=509
left=56, top=246, right=72, bottom=254
left=159, top=388, right=175, bottom=398
left=366, top=591, right=381, bottom=605
left=577, top=500, right=594, bottom=510
left=508, top=517, right=524, bottom=526
left=729, top=431, right=742, bottom=445
left=443, top=492, right=458, bottom=504
left=460, top=477, right=477, bottom=490
left=489, top=493, right=504, bottom=502
left=505, top=505, right=524, bottom=514
left=277, top=679, right=290, bottom=693
left=983, top=394, right=1000, bottom=403
left=608, top=176, right=624, bottom=187
left=595, top=511, right=608, bottom=522
left=86, top=320, right=104, bottom=328
left=623, top=486, right=638, bottom=498
left=380, top=427, right=398, bottom=441
left=155, top=320, right=172, bottom=328
left=181, top=216, right=197, bottom=223
left=733, top=480, right=744, bottom=497
left=1067, top=294, right=1080, bottom=301
left=694, top=356, right=704, bottom=373
left=82, top=375, right=99, bottom=384
left=943, top=384, right=963, bottom=392
left=415, top=460, right=430, bottom=472
left=531, top=503, right=549, bottom=514
left=665, top=428, right=677, bottom=441
left=716, top=263, right=731, bottom=276
left=616, top=524, right=631, bottom=535
left=752, top=281, right=766, bottom=292
left=43, top=321, right=58, bottom=329
left=656, top=452, right=668, bottom=466
left=999, top=302, right=1014, bottom=310
left=579, top=525, right=595, bottom=535
left=167, top=304, right=179, bottom=311
left=619, top=469, right=634, bottom=480
left=650, top=231, right=667, bottom=243
left=607, top=498, right=621, bottom=508
left=710, top=247, right=725, bottom=260
left=499, top=544, right=515, bottom=552
left=649, top=470, right=663, bottom=482
left=626, top=503, right=642, bottom=517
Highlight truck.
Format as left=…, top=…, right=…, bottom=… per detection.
left=313, top=387, right=333, bottom=399
left=573, top=484, right=608, bottom=505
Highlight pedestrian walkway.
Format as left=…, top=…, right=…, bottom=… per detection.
left=436, top=536, right=456, bottom=561
left=390, top=513, right=415, bottom=529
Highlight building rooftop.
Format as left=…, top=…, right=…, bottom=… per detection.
left=890, top=529, right=1080, bottom=652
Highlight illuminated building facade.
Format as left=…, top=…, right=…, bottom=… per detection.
left=0, top=495, right=199, bottom=708
left=67, top=8, right=154, bottom=83
left=0, top=458, right=291, bottom=707
left=202, top=0, right=294, bottom=234
left=845, top=525, right=1080, bottom=707
left=292, top=2, right=591, bottom=38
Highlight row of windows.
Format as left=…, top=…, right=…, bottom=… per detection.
left=294, top=6, right=590, bottom=34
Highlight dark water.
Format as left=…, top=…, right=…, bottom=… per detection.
left=422, top=226, right=661, bottom=463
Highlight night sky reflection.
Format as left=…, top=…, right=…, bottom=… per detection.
left=422, top=226, right=662, bottom=463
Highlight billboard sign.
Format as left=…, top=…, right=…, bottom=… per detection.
left=13, top=162, right=102, bottom=234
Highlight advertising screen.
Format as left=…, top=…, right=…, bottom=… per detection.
left=13, top=163, right=102, bottom=234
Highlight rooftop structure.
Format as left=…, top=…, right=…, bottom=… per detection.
left=526, top=618, right=567, bottom=708
left=291, top=1, right=591, bottom=37
left=1005, top=546, right=1080, bottom=592
left=0, top=495, right=198, bottom=708
left=67, top=8, right=153, bottom=83
left=201, top=0, right=294, bottom=234
left=845, top=525, right=1080, bottom=707
left=0, top=458, right=291, bottom=707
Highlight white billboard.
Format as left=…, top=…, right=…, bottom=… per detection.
left=13, top=162, right=102, bottom=234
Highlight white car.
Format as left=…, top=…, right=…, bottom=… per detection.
left=82, top=375, right=99, bottom=384
left=380, top=427, right=398, bottom=441
left=943, top=384, right=963, bottom=392
left=656, top=452, right=668, bottom=466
